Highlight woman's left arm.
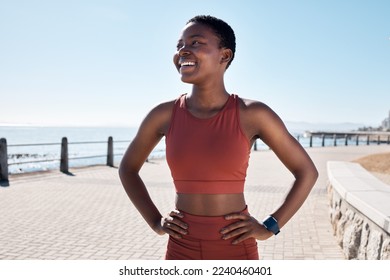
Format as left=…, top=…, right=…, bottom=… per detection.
left=257, top=105, right=319, bottom=229
left=222, top=101, right=318, bottom=243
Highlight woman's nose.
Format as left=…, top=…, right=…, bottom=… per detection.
left=178, top=46, right=190, bottom=57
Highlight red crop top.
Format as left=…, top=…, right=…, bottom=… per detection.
left=165, top=94, right=251, bottom=194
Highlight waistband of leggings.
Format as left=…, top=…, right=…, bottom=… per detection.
left=177, top=206, right=249, bottom=240
left=178, top=205, right=248, bottom=221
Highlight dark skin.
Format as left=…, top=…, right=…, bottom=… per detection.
left=119, top=22, right=318, bottom=245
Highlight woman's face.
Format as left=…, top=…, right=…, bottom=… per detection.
left=173, top=22, right=228, bottom=84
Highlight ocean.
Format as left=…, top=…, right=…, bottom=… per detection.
left=0, top=125, right=348, bottom=174
left=0, top=126, right=150, bottom=174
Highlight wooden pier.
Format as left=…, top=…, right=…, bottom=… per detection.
left=303, top=131, right=390, bottom=147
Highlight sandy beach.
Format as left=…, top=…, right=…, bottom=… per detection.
left=354, top=152, right=390, bottom=185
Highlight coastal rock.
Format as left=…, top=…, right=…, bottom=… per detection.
left=330, top=207, right=342, bottom=235
left=343, top=224, right=362, bottom=260
left=342, top=214, right=363, bottom=259
left=336, top=214, right=348, bottom=247
left=357, top=222, right=370, bottom=259
left=366, top=231, right=382, bottom=260
left=380, top=239, right=390, bottom=260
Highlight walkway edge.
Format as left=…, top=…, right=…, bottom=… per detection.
left=327, top=161, right=390, bottom=259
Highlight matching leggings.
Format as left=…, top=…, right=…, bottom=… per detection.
left=165, top=207, right=259, bottom=260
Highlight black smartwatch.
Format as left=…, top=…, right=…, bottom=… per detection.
left=262, top=215, right=280, bottom=235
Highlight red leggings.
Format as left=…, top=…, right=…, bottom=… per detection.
left=165, top=207, right=259, bottom=260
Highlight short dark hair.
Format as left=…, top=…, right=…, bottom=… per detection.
left=186, top=15, right=236, bottom=69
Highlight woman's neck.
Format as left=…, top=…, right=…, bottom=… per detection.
left=189, top=83, right=230, bottom=109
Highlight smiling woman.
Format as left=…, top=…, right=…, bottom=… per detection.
left=118, top=15, right=318, bottom=260
left=173, top=21, right=232, bottom=86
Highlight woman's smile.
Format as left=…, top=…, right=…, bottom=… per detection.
left=179, top=60, right=197, bottom=73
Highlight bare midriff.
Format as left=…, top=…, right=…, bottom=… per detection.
left=175, top=193, right=246, bottom=216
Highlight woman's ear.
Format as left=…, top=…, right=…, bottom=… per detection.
left=220, top=48, right=233, bottom=64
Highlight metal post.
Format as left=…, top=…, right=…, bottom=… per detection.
left=60, top=137, right=69, bottom=173
left=107, top=136, right=114, bottom=167
left=321, top=134, right=325, bottom=147
left=345, top=134, right=348, bottom=146
left=0, top=138, right=9, bottom=183
left=367, top=135, right=370, bottom=146
left=377, top=135, right=380, bottom=145
left=356, top=135, right=359, bottom=146
left=333, top=134, right=337, bottom=146
left=309, top=136, right=313, bottom=147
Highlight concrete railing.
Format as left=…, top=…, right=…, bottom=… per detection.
left=327, top=161, right=390, bottom=259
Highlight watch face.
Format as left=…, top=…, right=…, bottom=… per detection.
left=263, top=216, right=280, bottom=235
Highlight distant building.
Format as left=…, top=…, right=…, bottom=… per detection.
left=382, top=110, right=390, bottom=131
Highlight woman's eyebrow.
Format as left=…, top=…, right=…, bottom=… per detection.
left=189, top=34, right=206, bottom=38
left=178, top=34, right=206, bottom=42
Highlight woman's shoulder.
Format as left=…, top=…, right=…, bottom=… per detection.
left=236, top=95, right=288, bottom=140
left=140, top=96, right=181, bottom=135
left=237, top=95, right=275, bottom=116
left=237, top=95, right=285, bottom=127
left=147, top=95, right=183, bottom=116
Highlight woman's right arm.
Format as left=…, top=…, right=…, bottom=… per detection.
left=118, top=102, right=172, bottom=235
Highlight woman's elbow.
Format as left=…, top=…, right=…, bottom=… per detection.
left=118, top=161, right=124, bottom=177
left=118, top=161, right=127, bottom=183
left=307, top=164, right=319, bottom=186
left=118, top=160, right=134, bottom=182
left=118, top=159, right=141, bottom=183
left=294, top=163, right=318, bottom=186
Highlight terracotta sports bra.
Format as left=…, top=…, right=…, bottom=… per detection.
left=165, top=94, right=251, bottom=194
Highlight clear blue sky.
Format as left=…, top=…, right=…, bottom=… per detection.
left=1, top=0, right=389, bottom=128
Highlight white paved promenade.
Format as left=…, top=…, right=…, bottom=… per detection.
left=0, top=145, right=389, bottom=260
